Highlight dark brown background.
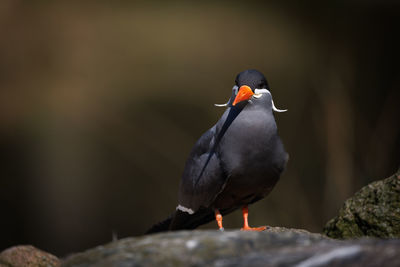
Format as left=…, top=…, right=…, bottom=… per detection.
left=1, top=1, right=399, bottom=257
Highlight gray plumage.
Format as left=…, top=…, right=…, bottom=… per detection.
left=146, top=69, right=288, bottom=234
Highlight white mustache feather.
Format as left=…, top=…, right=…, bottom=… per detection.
left=214, top=87, right=287, bottom=113
left=214, top=102, right=229, bottom=107
left=271, top=99, right=287, bottom=113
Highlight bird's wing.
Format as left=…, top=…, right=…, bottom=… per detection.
left=178, top=125, right=227, bottom=212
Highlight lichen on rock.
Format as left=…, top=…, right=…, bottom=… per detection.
left=324, top=168, right=400, bottom=239
left=0, top=245, right=60, bottom=267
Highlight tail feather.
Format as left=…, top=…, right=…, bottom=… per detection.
left=169, top=208, right=214, bottom=230
left=145, top=208, right=215, bottom=234
left=145, top=213, right=174, bottom=234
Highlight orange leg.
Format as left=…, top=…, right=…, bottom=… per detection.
left=240, top=205, right=267, bottom=231
left=215, top=209, right=224, bottom=231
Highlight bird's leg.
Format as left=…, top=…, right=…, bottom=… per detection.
left=240, top=205, right=267, bottom=231
left=214, top=209, right=224, bottom=231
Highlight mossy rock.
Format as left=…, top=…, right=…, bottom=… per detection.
left=324, top=169, right=400, bottom=238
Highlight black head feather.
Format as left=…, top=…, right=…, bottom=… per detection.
left=235, top=69, right=269, bottom=91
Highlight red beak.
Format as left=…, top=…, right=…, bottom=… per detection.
left=232, top=85, right=254, bottom=106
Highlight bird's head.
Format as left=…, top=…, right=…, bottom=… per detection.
left=215, top=69, right=287, bottom=112
left=232, top=69, right=269, bottom=106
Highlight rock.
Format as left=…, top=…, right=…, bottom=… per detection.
left=5, top=171, right=400, bottom=266
left=0, top=245, right=60, bottom=267
left=324, top=169, right=400, bottom=238
left=62, top=227, right=400, bottom=267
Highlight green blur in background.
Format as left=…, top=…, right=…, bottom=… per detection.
left=0, top=0, right=399, bottom=256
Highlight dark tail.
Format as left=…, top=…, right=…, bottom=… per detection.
left=145, top=208, right=215, bottom=234
left=145, top=213, right=174, bottom=234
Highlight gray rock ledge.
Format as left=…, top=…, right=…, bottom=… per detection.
left=62, top=227, right=400, bottom=267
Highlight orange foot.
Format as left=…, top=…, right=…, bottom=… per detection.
left=240, top=205, right=268, bottom=232
left=241, top=226, right=267, bottom=231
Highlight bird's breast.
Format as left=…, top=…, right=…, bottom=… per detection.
left=218, top=109, right=281, bottom=175
left=212, top=109, right=286, bottom=209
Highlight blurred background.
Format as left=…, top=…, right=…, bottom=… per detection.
left=1, top=0, right=399, bottom=257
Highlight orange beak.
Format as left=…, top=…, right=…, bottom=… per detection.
left=232, top=85, right=254, bottom=106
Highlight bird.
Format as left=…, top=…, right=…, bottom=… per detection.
left=146, top=69, right=288, bottom=233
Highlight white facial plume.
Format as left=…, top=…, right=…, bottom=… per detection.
left=215, top=87, right=287, bottom=113
left=214, top=85, right=238, bottom=107
left=214, top=103, right=229, bottom=107
left=271, top=99, right=287, bottom=113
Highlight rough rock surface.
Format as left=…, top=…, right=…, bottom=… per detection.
left=0, top=245, right=60, bottom=267
left=62, top=227, right=400, bottom=267
left=4, top=171, right=400, bottom=266
left=324, top=169, right=400, bottom=238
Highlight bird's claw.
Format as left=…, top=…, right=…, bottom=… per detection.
left=240, top=226, right=267, bottom=232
